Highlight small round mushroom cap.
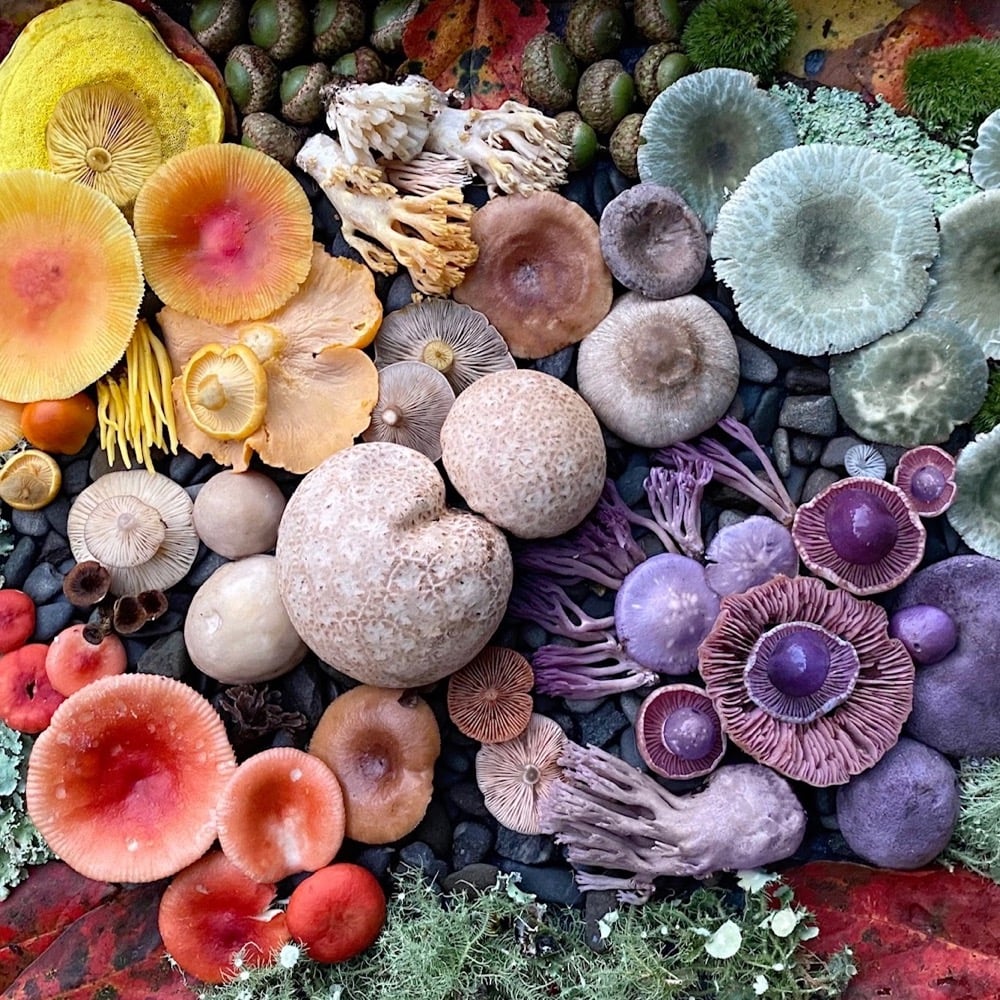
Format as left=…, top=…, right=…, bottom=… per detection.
left=637, top=68, right=797, bottom=233
left=893, top=445, right=957, bottom=518
left=440, top=369, right=606, bottom=539
left=704, top=516, right=798, bottom=597
left=276, top=442, right=512, bottom=687
left=972, top=108, right=1000, bottom=190
left=308, top=685, right=440, bottom=845
left=193, top=469, right=287, bottom=559
left=634, top=684, right=726, bottom=779
left=830, top=318, right=987, bottom=447
left=0, top=170, right=143, bottom=403
left=615, top=553, right=720, bottom=675
left=61, top=559, right=112, bottom=608
left=362, top=361, right=455, bottom=462
left=475, top=713, right=567, bottom=835
left=576, top=292, right=739, bottom=449
left=452, top=191, right=613, bottom=359
left=835, top=738, right=960, bottom=869
left=888, top=604, right=958, bottom=666
left=179, top=342, right=269, bottom=441
left=26, top=674, right=237, bottom=882
left=792, top=477, right=926, bottom=596
left=712, top=143, right=939, bottom=357
left=447, top=646, right=534, bottom=744
left=67, top=470, right=197, bottom=596
left=844, top=443, right=887, bottom=480
left=947, top=425, right=1000, bottom=559
left=699, top=574, right=914, bottom=787
left=185, top=554, right=307, bottom=684
left=598, top=183, right=708, bottom=299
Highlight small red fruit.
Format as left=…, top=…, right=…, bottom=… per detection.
left=45, top=624, right=128, bottom=696
left=285, top=863, right=387, bottom=963
left=0, top=589, right=36, bottom=654
left=0, top=643, right=64, bottom=732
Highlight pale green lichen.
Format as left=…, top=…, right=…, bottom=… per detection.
left=195, top=867, right=854, bottom=1000
left=942, top=757, right=1000, bottom=883
left=769, top=83, right=978, bottom=215
left=1, top=722, right=54, bottom=900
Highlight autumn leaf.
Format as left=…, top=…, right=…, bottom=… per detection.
left=401, top=0, right=549, bottom=109
left=785, top=860, right=1000, bottom=1000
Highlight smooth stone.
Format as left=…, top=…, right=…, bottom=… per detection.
left=747, top=386, right=783, bottom=442
left=619, top=691, right=643, bottom=724
left=61, top=459, right=90, bottom=497
left=137, top=630, right=191, bottom=679
left=563, top=696, right=605, bottom=716
left=617, top=727, right=647, bottom=772
left=396, top=842, right=449, bottom=884
left=783, top=464, right=809, bottom=505
left=32, top=599, right=74, bottom=642
left=186, top=550, right=230, bottom=588
left=583, top=889, right=619, bottom=953
left=725, top=394, right=746, bottom=422
left=578, top=701, right=629, bottom=748
left=132, top=610, right=184, bottom=639
left=790, top=434, right=823, bottom=465
left=2, top=536, right=38, bottom=589
left=10, top=509, right=48, bottom=538
left=452, top=820, right=494, bottom=869
left=561, top=173, right=594, bottom=215
left=446, top=781, right=491, bottom=819
left=519, top=624, right=549, bottom=651
left=411, top=800, right=453, bottom=859
left=441, top=863, right=501, bottom=898
left=737, top=383, right=763, bottom=416
left=22, top=562, right=64, bottom=604
left=771, top=427, right=791, bottom=477
left=820, top=435, right=864, bottom=469
left=785, top=365, right=830, bottom=393
left=168, top=451, right=201, bottom=485
left=354, top=845, right=396, bottom=883
left=532, top=345, right=575, bottom=380
left=497, top=862, right=582, bottom=907
left=735, top=336, right=779, bottom=384
left=277, top=662, right=324, bottom=727
left=779, top=394, right=838, bottom=437
left=385, top=273, right=419, bottom=313
left=801, top=468, right=840, bottom=503
left=39, top=532, right=72, bottom=565
left=715, top=508, right=748, bottom=532
left=495, top=828, right=553, bottom=865
left=616, top=453, right=650, bottom=506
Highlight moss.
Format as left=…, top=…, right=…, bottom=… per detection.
left=943, top=757, right=1000, bottom=882
left=972, top=363, right=1000, bottom=435
left=681, top=0, right=797, bottom=83
left=1, top=723, right=53, bottom=900
left=903, top=38, right=1000, bottom=144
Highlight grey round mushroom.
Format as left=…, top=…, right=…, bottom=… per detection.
left=947, top=425, right=1000, bottom=559
left=971, top=108, right=1000, bottom=190
left=576, top=292, right=739, bottom=448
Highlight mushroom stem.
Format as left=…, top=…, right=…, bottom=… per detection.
left=531, top=637, right=658, bottom=697
left=507, top=573, right=615, bottom=640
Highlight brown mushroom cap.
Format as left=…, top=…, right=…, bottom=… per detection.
left=452, top=191, right=613, bottom=359
left=308, top=685, right=441, bottom=845
left=26, top=674, right=237, bottom=882
left=447, top=646, right=534, bottom=744
left=475, top=713, right=567, bottom=834
left=576, top=292, right=740, bottom=448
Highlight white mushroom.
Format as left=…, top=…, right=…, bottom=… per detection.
left=192, top=469, right=287, bottom=559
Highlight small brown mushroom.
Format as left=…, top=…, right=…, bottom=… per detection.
left=447, top=646, right=534, bottom=744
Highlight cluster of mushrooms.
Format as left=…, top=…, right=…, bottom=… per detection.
left=2, top=0, right=1000, bottom=986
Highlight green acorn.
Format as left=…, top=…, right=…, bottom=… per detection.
left=280, top=62, right=332, bottom=124
left=248, top=0, right=308, bottom=61
left=634, top=41, right=691, bottom=105
left=521, top=32, right=579, bottom=114
left=224, top=44, right=279, bottom=114
left=576, top=58, right=634, bottom=135
left=190, top=0, right=246, bottom=56
left=633, top=0, right=683, bottom=43
left=565, top=0, right=626, bottom=65
left=330, top=46, right=388, bottom=83
left=609, top=112, right=644, bottom=178
left=370, top=0, right=421, bottom=57
left=312, top=0, right=366, bottom=60
left=241, top=111, right=305, bottom=168
left=555, top=111, right=598, bottom=172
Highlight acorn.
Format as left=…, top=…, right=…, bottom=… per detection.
left=565, top=0, right=626, bottom=65
left=312, top=0, right=366, bottom=60
left=633, top=0, right=683, bottom=43
left=280, top=62, right=332, bottom=124
left=370, top=0, right=421, bottom=57
left=555, top=111, right=598, bottom=172
left=248, top=0, right=308, bottom=62
left=330, top=46, right=388, bottom=83
left=521, top=32, right=579, bottom=114
left=576, top=58, right=634, bottom=135
left=224, top=44, right=279, bottom=114
left=189, top=0, right=246, bottom=56
left=609, top=112, right=643, bottom=178
left=241, top=111, right=305, bottom=168
left=634, top=41, right=690, bottom=106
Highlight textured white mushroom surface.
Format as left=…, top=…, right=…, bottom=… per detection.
left=275, top=442, right=513, bottom=687
left=971, top=108, right=1000, bottom=190
left=948, top=425, right=1000, bottom=560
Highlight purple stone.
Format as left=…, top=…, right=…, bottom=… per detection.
left=662, top=706, right=716, bottom=760
left=766, top=628, right=830, bottom=698
left=824, top=488, right=899, bottom=565
left=910, top=465, right=947, bottom=503
left=889, top=604, right=959, bottom=666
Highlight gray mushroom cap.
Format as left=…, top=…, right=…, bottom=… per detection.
left=947, top=425, right=1000, bottom=557
left=971, top=108, right=1000, bottom=190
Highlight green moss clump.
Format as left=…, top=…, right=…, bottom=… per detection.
left=943, top=757, right=1000, bottom=882
left=972, top=363, right=1000, bottom=435
left=903, top=39, right=1000, bottom=144
left=681, top=0, right=797, bottom=83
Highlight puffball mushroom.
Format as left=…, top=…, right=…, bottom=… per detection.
left=185, top=554, right=307, bottom=684
left=440, top=369, right=606, bottom=539
left=192, top=470, right=287, bottom=559
left=276, top=442, right=512, bottom=687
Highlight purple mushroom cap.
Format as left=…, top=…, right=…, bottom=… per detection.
left=888, top=604, right=958, bottom=666
left=704, top=515, right=798, bottom=597
left=614, top=553, right=721, bottom=675
left=836, top=737, right=960, bottom=869
left=634, top=683, right=727, bottom=779
left=890, top=555, right=1000, bottom=757
left=893, top=445, right=957, bottom=518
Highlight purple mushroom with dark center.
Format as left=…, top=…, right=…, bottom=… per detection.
left=893, top=444, right=957, bottom=518
left=634, top=684, right=726, bottom=779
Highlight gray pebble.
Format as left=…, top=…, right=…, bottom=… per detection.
left=495, top=828, right=553, bottom=865
left=355, top=845, right=396, bottom=882
left=783, top=465, right=809, bottom=505
left=725, top=394, right=745, bottom=422
left=785, top=365, right=830, bottom=393
left=771, top=427, right=791, bottom=477
left=735, top=336, right=778, bottom=384
left=397, top=841, right=448, bottom=883
left=519, top=624, right=549, bottom=651
left=779, top=394, right=838, bottom=437
left=578, top=700, right=628, bottom=748
left=186, top=549, right=230, bottom=588
left=583, top=889, right=618, bottom=953
left=385, top=273, right=418, bottom=313
left=452, top=820, right=494, bottom=869
left=61, top=460, right=90, bottom=497
left=447, top=780, right=491, bottom=819
left=715, top=508, right=749, bottom=532
left=820, top=435, right=864, bottom=469
left=615, top=453, right=650, bottom=506
left=747, top=386, right=783, bottom=442
left=22, top=562, right=64, bottom=604
left=168, top=451, right=201, bottom=485
left=497, top=861, right=581, bottom=907
left=619, top=691, right=643, bottom=724
left=617, top=727, right=647, bottom=772
left=533, top=345, right=575, bottom=380
left=43, top=498, right=70, bottom=538
left=32, top=599, right=75, bottom=642
left=412, top=800, right=453, bottom=859
left=39, top=533, right=72, bottom=565
left=790, top=434, right=823, bottom=465
left=11, top=509, right=49, bottom=538
left=441, top=863, right=501, bottom=898
left=801, top=468, right=840, bottom=503
left=2, top=536, right=38, bottom=589
left=137, top=630, right=191, bottom=679
left=563, top=696, right=605, bottom=717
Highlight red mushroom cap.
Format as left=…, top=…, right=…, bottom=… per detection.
left=0, top=588, right=36, bottom=654
left=217, top=747, right=346, bottom=883
left=158, top=849, right=289, bottom=984
left=26, top=674, right=237, bottom=882
left=44, top=624, right=127, bottom=696
left=0, top=642, right=64, bottom=732
left=285, top=863, right=387, bottom=964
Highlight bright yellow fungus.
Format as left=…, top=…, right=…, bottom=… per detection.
left=180, top=343, right=269, bottom=441
left=0, top=449, right=62, bottom=511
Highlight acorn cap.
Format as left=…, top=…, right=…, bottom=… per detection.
left=634, top=0, right=682, bottom=42
left=371, top=0, right=421, bottom=57
left=224, top=44, right=279, bottom=115
left=312, top=0, right=366, bottom=59
left=609, top=112, right=644, bottom=178
left=576, top=58, right=635, bottom=135
left=248, top=0, right=308, bottom=61
left=241, top=110, right=304, bottom=168
left=565, top=0, right=627, bottom=64
left=634, top=41, right=685, bottom=106
left=521, top=32, right=578, bottom=114
left=280, top=62, right=331, bottom=124
left=330, top=46, right=388, bottom=84
left=190, top=0, right=246, bottom=56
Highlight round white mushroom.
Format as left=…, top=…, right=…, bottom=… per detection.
left=192, top=470, right=287, bottom=559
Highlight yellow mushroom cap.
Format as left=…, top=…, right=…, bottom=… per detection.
left=0, top=401, right=25, bottom=452
left=180, top=343, right=269, bottom=441
left=0, top=449, right=62, bottom=511
left=0, top=170, right=144, bottom=403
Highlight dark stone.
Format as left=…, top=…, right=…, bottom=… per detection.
left=38, top=533, right=72, bottom=565
left=168, top=451, right=201, bottom=485
left=11, top=509, right=48, bottom=538
left=43, top=498, right=70, bottom=538
left=495, top=828, right=553, bottom=865
left=735, top=336, right=779, bottom=384
left=496, top=862, right=582, bottom=907
left=771, top=427, right=791, bottom=477
left=278, top=662, right=325, bottom=727
left=533, top=345, right=575, bottom=380
left=440, top=745, right=473, bottom=776
left=2, top=536, right=38, bottom=589
left=802, top=468, right=840, bottom=502
left=446, top=780, right=491, bottom=819
left=617, top=727, right=646, bottom=772
left=22, top=562, right=65, bottom=604
left=385, top=273, right=418, bottom=313
left=32, top=598, right=75, bottom=642
left=820, top=435, right=864, bottom=469
left=61, top=459, right=90, bottom=497
left=790, top=434, right=823, bottom=465
left=441, top=863, right=501, bottom=898
left=747, top=386, right=783, bottom=442
left=137, top=630, right=191, bottom=679
left=785, top=365, right=830, bottom=393
left=583, top=889, right=619, bottom=953
left=783, top=465, right=809, bottom=505
left=615, top=453, right=650, bottom=506
left=354, top=845, right=396, bottom=882
left=411, top=800, right=453, bottom=859
left=186, top=550, right=230, bottom=587
left=577, top=700, right=628, bottom=748
left=452, top=820, right=494, bottom=869
left=397, top=841, right=448, bottom=883
left=779, top=394, right=838, bottom=437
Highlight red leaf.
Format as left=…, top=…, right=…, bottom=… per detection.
left=401, top=0, right=549, bottom=109
left=785, top=861, right=1000, bottom=1000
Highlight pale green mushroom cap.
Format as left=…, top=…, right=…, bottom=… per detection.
left=947, top=425, right=1000, bottom=560
left=971, top=108, right=1000, bottom=190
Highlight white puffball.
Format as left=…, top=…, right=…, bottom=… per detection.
left=192, top=470, right=286, bottom=559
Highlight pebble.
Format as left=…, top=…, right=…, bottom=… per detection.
left=533, top=345, right=575, bottom=381
left=735, top=336, right=779, bottom=384
left=168, top=451, right=201, bottom=485
left=583, top=889, right=618, bottom=953
left=617, top=727, right=646, bottom=771
left=820, top=435, right=864, bottom=469
left=747, top=386, right=783, bottom=442
left=615, top=453, right=650, bottom=506
left=137, top=630, right=191, bottom=679
left=790, top=434, right=823, bottom=466
left=397, top=842, right=449, bottom=883
left=22, top=562, right=64, bottom=604
left=779, top=394, right=838, bottom=437
left=385, top=273, right=418, bottom=313
left=619, top=691, right=643, bottom=724
left=446, top=781, right=491, bottom=820
left=783, top=465, right=809, bottom=505
left=412, top=800, right=453, bottom=859
left=495, top=829, right=553, bottom=865
left=32, top=598, right=75, bottom=642
left=802, top=468, right=841, bottom=502
left=496, top=862, right=582, bottom=907
left=2, top=536, right=38, bottom=589
left=577, top=700, right=628, bottom=748
left=771, top=427, right=791, bottom=477
left=11, top=509, right=48, bottom=538
left=39, top=532, right=72, bottom=565
left=785, top=364, right=830, bottom=393
left=451, top=820, right=494, bottom=869
left=441, top=863, right=501, bottom=898
left=61, top=460, right=90, bottom=497
left=354, top=845, right=396, bottom=883
left=186, top=550, right=230, bottom=588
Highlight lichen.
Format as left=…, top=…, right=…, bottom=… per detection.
left=770, top=83, right=978, bottom=214
left=942, top=757, right=1000, bottom=883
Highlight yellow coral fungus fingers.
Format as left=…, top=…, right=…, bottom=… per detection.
left=147, top=328, right=179, bottom=453
left=96, top=380, right=111, bottom=457
left=106, top=379, right=133, bottom=469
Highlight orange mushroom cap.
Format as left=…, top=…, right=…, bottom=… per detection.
left=26, top=674, right=237, bottom=882
left=447, top=646, right=534, bottom=744
left=217, top=747, right=346, bottom=883
left=0, top=170, right=143, bottom=403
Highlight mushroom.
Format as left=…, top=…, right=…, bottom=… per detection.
left=134, top=143, right=315, bottom=325
left=193, top=470, right=287, bottom=559
left=948, top=426, right=1000, bottom=559
left=362, top=361, right=455, bottom=462
left=712, top=143, right=940, bottom=356
left=0, top=170, right=143, bottom=404
left=576, top=292, right=740, bottom=448
left=637, top=68, right=797, bottom=233
left=0, top=400, right=23, bottom=451
left=633, top=684, right=727, bottom=780
left=184, top=554, right=308, bottom=685
left=179, top=343, right=269, bottom=441
left=373, top=298, right=515, bottom=394
left=475, top=713, right=567, bottom=835
left=0, top=589, right=35, bottom=654
left=308, top=685, right=440, bottom=845
left=26, top=674, right=237, bottom=882
left=61, top=560, right=111, bottom=608
left=276, top=442, right=512, bottom=687
left=0, top=644, right=65, bottom=734
left=972, top=108, right=1000, bottom=190
left=598, top=183, right=708, bottom=299
left=698, top=574, right=914, bottom=787
left=452, top=191, right=612, bottom=359
left=0, top=449, right=62, bottom=512
left=791, top=476, right=926, bottom=596
left=447, top=646, right=534, bottom=744
left=888, top=605, right=958, bottom=666
left=703, top=515, right=798, bottom=597
left=844, top=443, right=888, bottom=480
left=44, top=624, right=127, bottom=697
left=440, top=369, right=606, bottom=539
left=67, top=470, right=198, bottom=596
left=893, top=445, right=957, bottom=518
left=829, top=317, right=988, bottom=446
left=217, top=747, right=346, bottom=883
